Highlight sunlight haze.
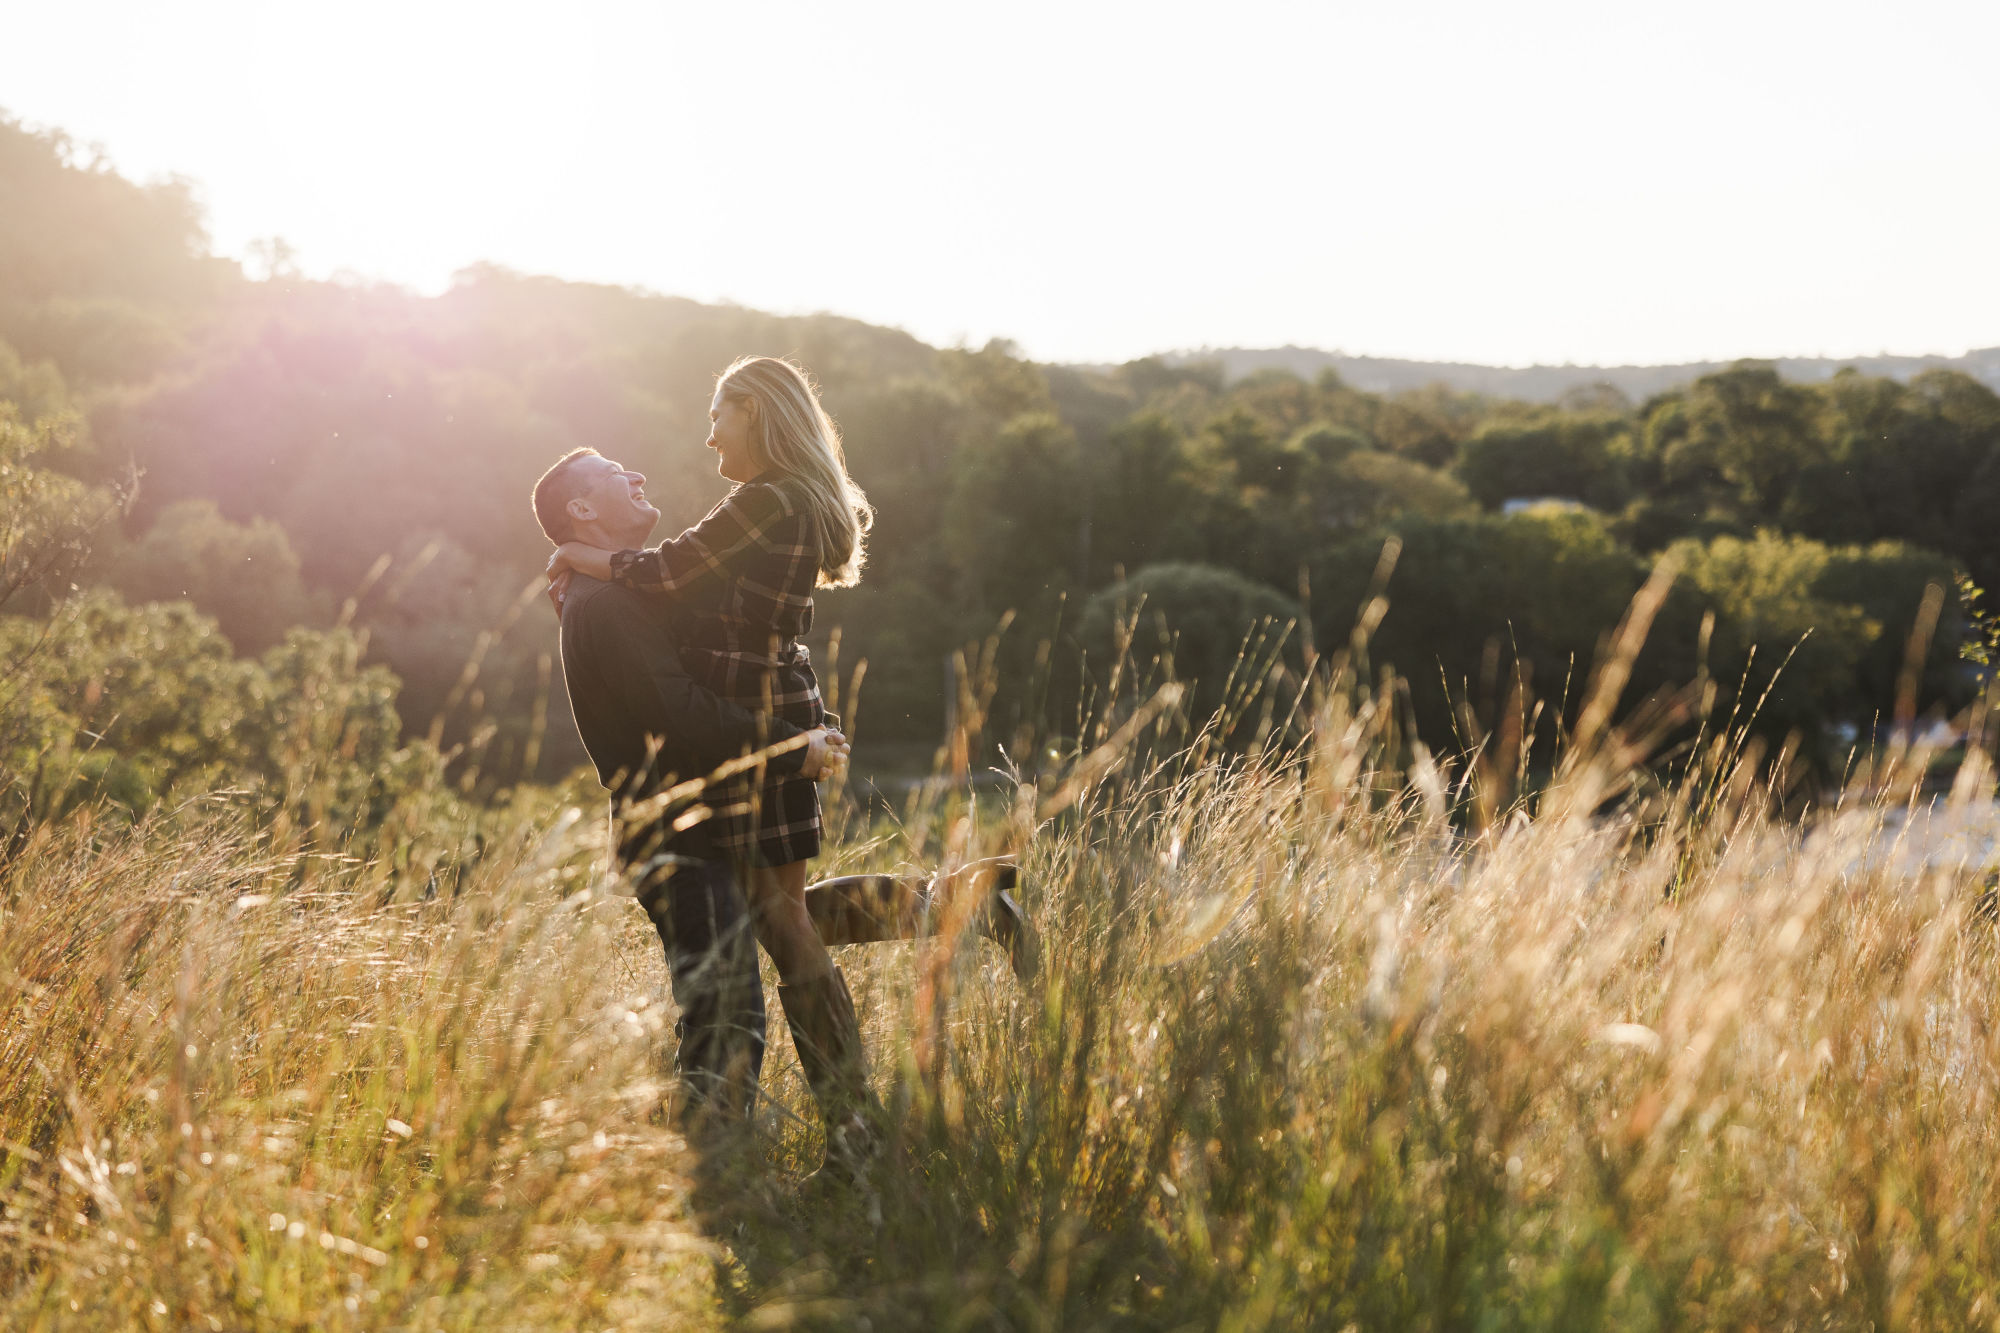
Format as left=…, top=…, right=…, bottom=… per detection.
left=3, top=0, right=1995, bottom=367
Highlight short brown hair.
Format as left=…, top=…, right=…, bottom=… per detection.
left=532, top=448, right=600, bottom=545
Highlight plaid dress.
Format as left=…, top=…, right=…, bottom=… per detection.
left=609, top=474, right=832, bottom=867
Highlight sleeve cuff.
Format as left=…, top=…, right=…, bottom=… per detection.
left=766, top=730, right=810, bottom=777
left=608, top=548, right=645, bottom=585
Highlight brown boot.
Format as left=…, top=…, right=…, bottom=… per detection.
left=974, top=860, right=1039, bottom=984
left=777, top=966, right=882, bottom=1182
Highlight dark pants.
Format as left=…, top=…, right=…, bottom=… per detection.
left=622, top=828, right=767, bottom=1128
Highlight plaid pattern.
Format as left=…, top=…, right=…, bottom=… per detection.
left=700, top=762, right=824, bottom=868
left=611, top=475, right=829, bottom=867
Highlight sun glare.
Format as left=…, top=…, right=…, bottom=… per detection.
left=2, top=0, right=1996, bottom=365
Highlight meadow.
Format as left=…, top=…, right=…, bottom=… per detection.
left=7, top=88, right=2000, bottom=1333
left=6, top=582, right=1999, bottom=1333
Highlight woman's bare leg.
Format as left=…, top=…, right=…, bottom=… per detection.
left=744, top=859, right=835, bottom=984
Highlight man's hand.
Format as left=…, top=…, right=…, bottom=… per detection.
left=546, top=541, right=618, bottom=585
left=801, top=727, right=851, bottom=781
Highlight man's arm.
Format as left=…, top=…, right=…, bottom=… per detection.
left=575, top=586, right=810, bottom=779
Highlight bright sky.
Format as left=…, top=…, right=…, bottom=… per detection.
left=4, top=0, right=1996, bottom=368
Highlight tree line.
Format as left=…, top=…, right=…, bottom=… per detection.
left=3, top=114, right=1990, bottom=820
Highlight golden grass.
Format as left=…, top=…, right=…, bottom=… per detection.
left=0, top=802, right=726, bottom=1330
left=7, top=649, right=2000, bottom=1329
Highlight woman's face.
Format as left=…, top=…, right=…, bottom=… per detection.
left=707, top=385, right=761, bottom=483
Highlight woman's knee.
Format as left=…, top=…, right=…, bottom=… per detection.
left=748, top=898, right=821, bottom=972
left=744, top=861, right=834, bottom=978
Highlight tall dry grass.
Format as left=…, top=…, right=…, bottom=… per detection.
left=0, top=798, right=728, bottom=1330
left=7, top=590, right=2000, bottom=1330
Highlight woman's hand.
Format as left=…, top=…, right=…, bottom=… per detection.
left=802, top=727, right=851, bottom=781
left=544, top=569, right=572, bottom=615
left=545, top=541, right=617, bottom=584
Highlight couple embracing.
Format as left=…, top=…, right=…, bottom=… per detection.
left=531, top=356, right=1031, bottom=1183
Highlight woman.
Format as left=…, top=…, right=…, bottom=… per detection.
left=546, top=355, right=881, bottom=1174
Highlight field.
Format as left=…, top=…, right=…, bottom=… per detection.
left=7, top=598, right=2000, bottom=1333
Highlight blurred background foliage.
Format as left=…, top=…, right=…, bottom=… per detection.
left=2, top=113, right=1989, bottom=820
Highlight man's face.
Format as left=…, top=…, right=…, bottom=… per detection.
left=568, top=455, right=659, bottom=544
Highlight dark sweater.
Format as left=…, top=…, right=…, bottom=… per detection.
left=557, top=574, right=807, bottom=858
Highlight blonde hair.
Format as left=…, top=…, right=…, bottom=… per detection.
left=719, top=355, right=874, bottom=587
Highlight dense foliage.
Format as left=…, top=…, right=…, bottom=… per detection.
left=3, top=112, right=1990, bottom=806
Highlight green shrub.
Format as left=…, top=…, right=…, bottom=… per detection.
left=1077, top=562, right=1302, bottom=735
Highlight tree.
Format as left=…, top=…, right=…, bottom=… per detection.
left=0, top=403, right=115, bottom=616
left=1196, top=407, right=1292, bottom=495
left=1, top=404, right=128, bottom=814
left=1083, top=413, right=1208, bottom=583
left=1077, top=562, right=1303, bottom=729
left=1, top=591, right=253, bottom=808
left=1308, top=450, right=1474, bottom=533
left=939, top=339, right=1053, bottom=422
left=0, top=340, right=70, bottom=425
left=1118, top=356, right=1225, bottom=413
left=2, top=587, right=429, bottom=826
left=104, top=499, right=323, bottom=654
left=942, top=412, right=1082, bottom=615
left=1228, top=368, right=1316, bottom=435
left=1812, top=541, right=1965, bottom=720
left=1372, top=386, right=1486, bottom=468
left=1455, top=416, right=1632, bottom=512
left=1783, top=370, right=1990, bottom=549
left=1676, top=364, right=1825, bottom=520
left=1310, top=512, right=1677, bottom=752
left=1670, top=532, right=1874, bottom=753
left=828, top=376, right=977, bottom=588
left=0, top=116, right=231, bottom=383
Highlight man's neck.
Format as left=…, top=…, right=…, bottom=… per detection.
left=573, top=519, right=654, bottom=552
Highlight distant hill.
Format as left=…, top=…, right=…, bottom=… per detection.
left=1153, top=345, right=2000, bottom=404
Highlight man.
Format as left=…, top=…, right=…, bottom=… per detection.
left=533, top=447, right=1036, bottom=1150
left=534, top=447, right=845, bottom=1133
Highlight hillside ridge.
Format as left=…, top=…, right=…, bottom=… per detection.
left=1147, top=344, right=2000, bottom=403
